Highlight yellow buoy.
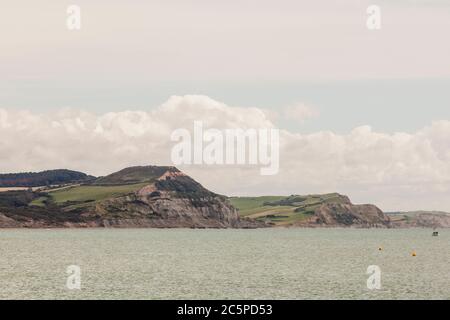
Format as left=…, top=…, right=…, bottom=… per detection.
left=411, top=251, right=416, bottom=257
left=378, top=246, right=383, bottom=251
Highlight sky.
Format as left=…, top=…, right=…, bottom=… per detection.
left=1, top=1, right=450, bottom=211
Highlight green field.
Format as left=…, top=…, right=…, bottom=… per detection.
left=229, top=196, right=286, bottom=216
left=230, top=193, right=348, bottom=225
left=30, top=183, right=148, bottom=207
left=29, top=197, right=48, bottom=207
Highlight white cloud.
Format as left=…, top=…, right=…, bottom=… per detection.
left=1, top=95, right=450, bottom=211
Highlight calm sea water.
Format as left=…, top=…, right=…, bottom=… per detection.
left=0, top=228, right=449, bottom=300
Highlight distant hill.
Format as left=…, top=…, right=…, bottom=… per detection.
left=387, top=211, right=450, bottom=228
left=3, top=165, right=447, bottom=229
left=94, top=166, right=176, bottom=185
left=0, top=166, right=255, bottom=228
left=230, top=193, right=390, bottom=227
left=0, top=169, right=95, bottom=187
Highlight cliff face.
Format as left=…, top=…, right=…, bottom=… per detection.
left=231, top=193, right=392, bottom=228
left=0, top=166, right=253, bottom=229
left=0, top=165, right=421, bottom=229
left=89, top=170, right=241, bottom=228
left=389, top=212, right=450, bottom=228
left=0, top=213, right=22, bottom=228
left=299, top=202, right=391, bottom=228
left=92, top=194, right=239, bottom=228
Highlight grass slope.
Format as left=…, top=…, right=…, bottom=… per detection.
left=230, top=193, right=349, bottom=225
left=50, top=183, right=148, bottom=203
left=29, top=183, right=148, bottom=207
left=27, top=166, right=179, bottom=209
left=94, top=166, right=172, bottom=185
left=229, top=196, right=286, bottom=216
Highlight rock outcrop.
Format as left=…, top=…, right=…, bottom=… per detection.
left=0, top=212, right=22, bottom=228
left=294, top=198, right=391, bottom=228
left=389, top=211, right=450, bottom=228
left=0, top=166, right=261, bottom=228
left=90, top=169, right=242, bottom=228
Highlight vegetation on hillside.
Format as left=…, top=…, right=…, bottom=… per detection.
left=94, top=166, right=174, bottom=185
left=0, top=165, right=244, bottom=228
left=0, top=169, right=94, bottom=187
left=230, top=193, right=351, bottom=226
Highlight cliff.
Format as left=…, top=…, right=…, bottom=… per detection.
left=297, top=202, right=390, bottom=228
left=388, top=211, right=450, bottom=228
left=231, top=193, right=391, bottom=228
left=0, top=166, right=259, bottom=228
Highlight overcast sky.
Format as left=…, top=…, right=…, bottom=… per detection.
left=1, top=1, right=450, bottom=211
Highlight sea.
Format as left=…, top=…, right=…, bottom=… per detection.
left=0, top=228, right=449, bottom=299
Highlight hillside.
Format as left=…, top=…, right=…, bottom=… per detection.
left=93, top=166, right=172, bottom=185
left=387, top=211, right=450, bottom=228
left=230, top=193, right=391, bottom=227
left=0, top=166, right=257, bottom=228
left=3, top=166, right=447, bottom=229
left=0, top=169, right=94, bottom=188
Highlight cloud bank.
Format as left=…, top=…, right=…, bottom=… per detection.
left=1, top=95, right=450, bottom=211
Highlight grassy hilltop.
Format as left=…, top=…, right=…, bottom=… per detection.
left=30, top=183, right=149, bottom=208
left=0, top=169, right=94, bottom=187
left=5, top=166, right=447, bottom=228
left=0, top=166, right=243, bottom=228
left=230, top=193, right=352, bottom=226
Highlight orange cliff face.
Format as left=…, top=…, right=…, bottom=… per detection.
left=157, top=169, right=187, bottom=181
